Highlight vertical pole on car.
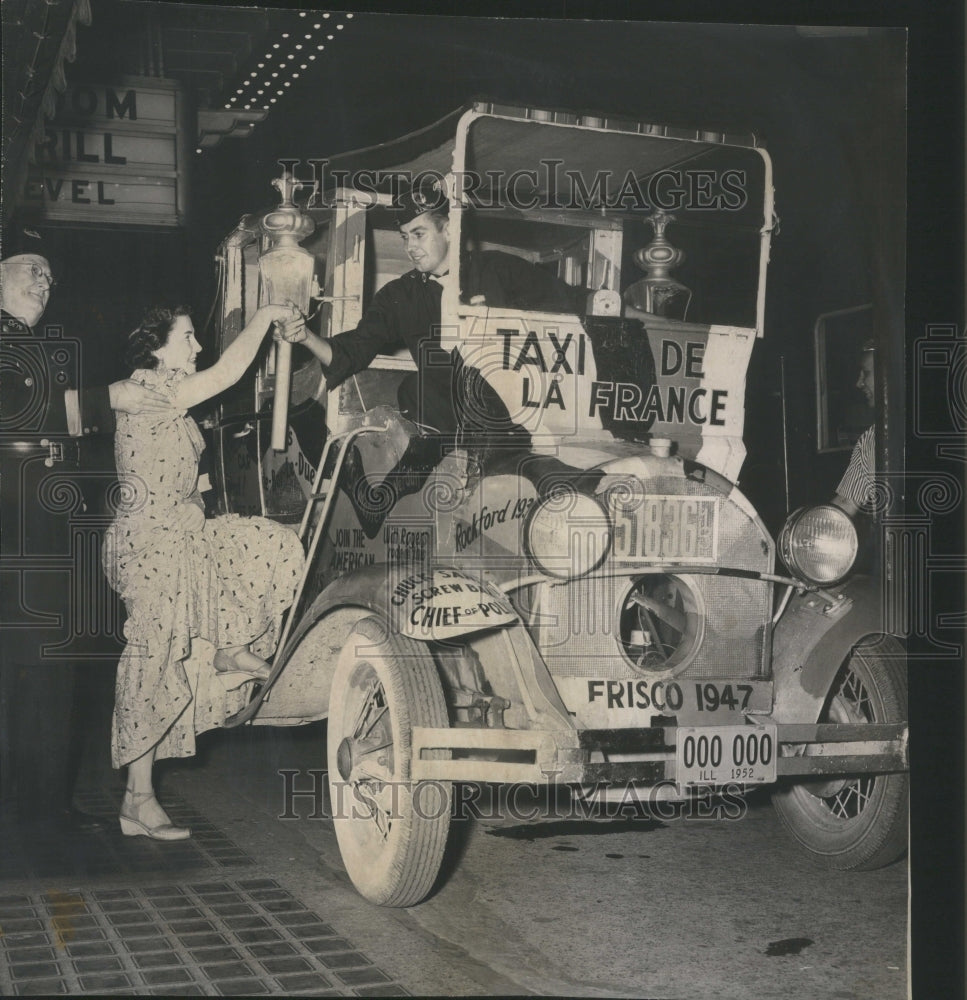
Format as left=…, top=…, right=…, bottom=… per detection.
left=258, top=173, right=317, bottom=451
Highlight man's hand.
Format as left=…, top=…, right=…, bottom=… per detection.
left=109, top=379, right=174, bottom=414
left=274, top=310, right=307, bottom=344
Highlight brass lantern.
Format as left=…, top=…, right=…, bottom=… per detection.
left=623, top=210, right=692, bottom=321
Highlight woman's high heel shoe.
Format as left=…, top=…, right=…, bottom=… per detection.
left=213, top=648, right=271, bottom=683
left=119, top=791, right=191, bottom=841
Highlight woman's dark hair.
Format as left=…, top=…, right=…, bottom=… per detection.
left=125, top=305, right=192, bottom=371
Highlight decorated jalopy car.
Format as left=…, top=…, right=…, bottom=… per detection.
left=209, top=102, right=908, bottom=906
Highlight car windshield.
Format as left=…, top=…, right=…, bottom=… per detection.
left=457, top=112, right=769, bottom=329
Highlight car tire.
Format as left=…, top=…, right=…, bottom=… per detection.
left=327, top=616, right=452, bottom=906
left=772, top=635, right=907, bottom=871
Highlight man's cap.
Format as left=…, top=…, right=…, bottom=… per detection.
left=1, top=225, right=60, bottom=275
left=393, top=180, right=449, bottom=227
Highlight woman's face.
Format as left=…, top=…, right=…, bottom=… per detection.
left=152, top=314, right=202, bottom=373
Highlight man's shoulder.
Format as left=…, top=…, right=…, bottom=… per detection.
left=373, top=269, right=425, bottom=297
left=385, top=268, right=423, bottom=283
left=1, top=309, right=31, bottom=335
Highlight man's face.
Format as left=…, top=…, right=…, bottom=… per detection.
left=153, top=314, right=202, bottom=373
left=0, top=254, right=53, bottom=327
left=399, top=212, right=449, bottom=274
left=856, top=351, right=875, bottom=408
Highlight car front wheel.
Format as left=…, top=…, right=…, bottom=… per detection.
left=327, top=616, right=452, bottom=906
left=772, top=635, right=907, bottom=871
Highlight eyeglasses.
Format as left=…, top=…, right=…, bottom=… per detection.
left=3, top=261, right=57, bottom=288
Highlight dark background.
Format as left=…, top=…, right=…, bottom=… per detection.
left=16, top=3, right=910, bottom=528
left=3, top=2, right=963, bottom=996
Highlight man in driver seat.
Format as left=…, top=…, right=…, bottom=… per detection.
left=285, top=184, right=601, bottom=536
left=831, top=340, right=877, bottom=518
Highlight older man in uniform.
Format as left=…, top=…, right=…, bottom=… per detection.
left=1, top=236, right=171, bottom=829
left=285, top=187, right=600, bottom=535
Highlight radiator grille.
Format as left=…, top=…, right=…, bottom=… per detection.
left=537, top=474, right=772, bottom=681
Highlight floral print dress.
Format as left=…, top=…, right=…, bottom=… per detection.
left=103, top=366, right=304, bottom=768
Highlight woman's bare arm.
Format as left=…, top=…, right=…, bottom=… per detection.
left=169, top=303, right=303, bottom=410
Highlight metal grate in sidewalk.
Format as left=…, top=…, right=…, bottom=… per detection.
left=0, top=878, right=408, bottom=996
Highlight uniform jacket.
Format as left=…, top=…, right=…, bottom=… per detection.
left=1, top=309, right=115, bottom=439
left=322, top=250, right=580, bottom=435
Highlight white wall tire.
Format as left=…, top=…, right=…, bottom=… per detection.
left=327, top=617, right=452, bottom=906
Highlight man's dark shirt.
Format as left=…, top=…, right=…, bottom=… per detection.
left=322, top=250, right=580, bottom=436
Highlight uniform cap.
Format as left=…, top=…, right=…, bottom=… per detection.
left=1, top=225, right=61, bottom=276
left=393, top=180, right=449, bottom=227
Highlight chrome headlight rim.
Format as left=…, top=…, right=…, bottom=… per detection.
left=523, top=486, right=613, bottom=581
left=778, top=503, right=859, bottom=586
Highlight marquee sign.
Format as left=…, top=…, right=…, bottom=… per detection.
left=24, top=77, right=189, bottom=227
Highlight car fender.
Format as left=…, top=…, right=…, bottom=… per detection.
left=770, top=575, right=898, bottom=723
left=250, top=564, right=519, bottom=725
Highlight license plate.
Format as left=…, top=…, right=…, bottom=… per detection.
left=609, top=495, right=718, bottom=562
left=676, top=725, right=777, bottom=785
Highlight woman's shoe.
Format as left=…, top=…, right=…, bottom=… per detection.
left=213, top=648, right=271, bottom=683
left=119, top=791, right=191, bottom=841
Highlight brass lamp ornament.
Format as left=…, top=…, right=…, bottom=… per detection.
left=623, top=209, right=692, bottom=321
left=258, top=173, right=316, bottom=451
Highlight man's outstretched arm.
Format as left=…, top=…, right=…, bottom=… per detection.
left=64, top=381, right=175, bottom=437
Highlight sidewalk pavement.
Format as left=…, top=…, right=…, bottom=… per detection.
left=0, top=724, right=504, bottom=997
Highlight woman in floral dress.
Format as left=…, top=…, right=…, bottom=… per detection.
left=104, top=303, right=305, bottom=840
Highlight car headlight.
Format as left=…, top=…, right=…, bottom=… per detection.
left=524, top=488, right=612, bottom=580
left=778, top=504, right=858, bottom=585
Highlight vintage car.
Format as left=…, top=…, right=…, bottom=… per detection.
left=209, top=102, right=908, bottom=907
